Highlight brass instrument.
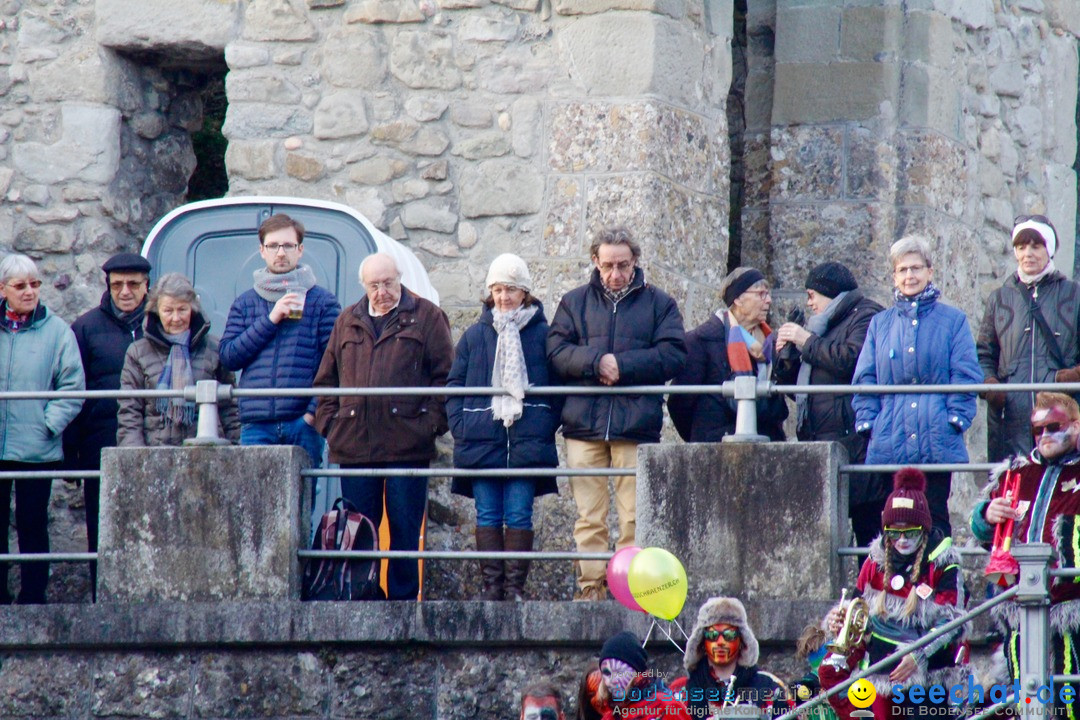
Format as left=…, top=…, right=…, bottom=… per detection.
left=824, top=589, right=870, bottom=669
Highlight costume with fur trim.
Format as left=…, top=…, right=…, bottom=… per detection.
left=682, top=597, right=786, bottom=719
left=601, top=675, right=691, bottom=720
left=822, top=537, right=965, bottom=698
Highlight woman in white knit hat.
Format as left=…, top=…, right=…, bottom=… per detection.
left=446, top=254, right=561, bottom=601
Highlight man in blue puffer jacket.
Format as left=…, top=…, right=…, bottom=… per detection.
left=220, top=213, right=341, bottom=470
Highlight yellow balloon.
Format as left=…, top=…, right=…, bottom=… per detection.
left=627, top=547, right=688, bottom=621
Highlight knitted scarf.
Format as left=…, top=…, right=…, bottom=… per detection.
left=252, top=264, right=316, bottom=302
left=795, top=291, right=848, bottom=432
left=723, top=309, right=774, bottom=376
left=155, top=329, right=195, bottom=428
left=893, top=281, right=941, bottom=307
left=490, top=304, right=538, bottom=427
left=108, top=298, right=145, bottom=335
left=1, top=306, right=31, bottom=332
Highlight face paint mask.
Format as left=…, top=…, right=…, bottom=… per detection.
left=600, top=658, right=637, bottom=699
left=522, top=697, right=560, bottom=720
left=702, top=623, right=741, bottom=666
left=892, top=536, right=921, bottom=555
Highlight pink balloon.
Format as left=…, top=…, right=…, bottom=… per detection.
left=607, top=546, right=645, bottom=612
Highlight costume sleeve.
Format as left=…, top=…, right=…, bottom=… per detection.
left=944, top=314, right=981, bottom=433
left=817, top=644, right=867, bottom=720
left=117, top=345, right=147, bottom=447
left=970, top=500, right=995, bottom=543
left=1053, top=515, right=1080, bottom=573
left=910, top=563, right=964, bottom=669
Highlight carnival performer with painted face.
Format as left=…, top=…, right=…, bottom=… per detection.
left=820, top=468, right=966, bottom=720
left=596, top=631, right=691, bottom=720
left=971, top=392, right=1080, bottom=696
left=682, top=596, right=787, bottom=719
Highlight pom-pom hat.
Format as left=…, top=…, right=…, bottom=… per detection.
left=881, top=467, right=932, bottom=531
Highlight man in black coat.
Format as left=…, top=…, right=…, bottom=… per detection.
left=773, top=261, right=883, bottom=545
left=62, top=252, right=151, bottom=599
left=547, top=226, right=686, bottom=601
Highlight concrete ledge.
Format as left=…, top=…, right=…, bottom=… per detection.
left=0, top=599, right=836, bottom=650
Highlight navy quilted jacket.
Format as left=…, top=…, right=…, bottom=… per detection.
left=219, top=284, right=341, bottom=423
left=852, top=293, right=981, bottom=463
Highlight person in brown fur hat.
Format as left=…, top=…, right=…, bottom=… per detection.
left=820, top=468, right=966, bottom=720
left=681, top=596, right=787, bottom=719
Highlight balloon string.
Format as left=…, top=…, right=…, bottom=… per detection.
left=642, top=618, right=658, bottom=647
left=672, top=618, right=690, bottom=642
left=656, top=619, right=686, bottom=654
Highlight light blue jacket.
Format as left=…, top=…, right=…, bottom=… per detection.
left=0, top=304, right=85, bottom=462
left=853, top=294, right=981, bottom=464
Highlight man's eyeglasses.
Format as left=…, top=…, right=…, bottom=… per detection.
left=365, top=280, right=400, bottom=293
left=598, top=261, right=634, bottom=274
left=1034, top=422, right=1067, bottom=436
left=109, top=280, right=146, bottom=292
left=263, top=242, right=300, bottom=253
left=703, top=628, right=739, bottom=642
left=883, top=527, right=924, bottom=540
left=6, top=280, right=42, bottom=291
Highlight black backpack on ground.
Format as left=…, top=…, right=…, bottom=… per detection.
left=302, top=497, right=384, bottom=601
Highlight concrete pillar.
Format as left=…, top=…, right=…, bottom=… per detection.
left=97, top=446, right=310, bottom=602
left=636, top=441, right=847, bottom=603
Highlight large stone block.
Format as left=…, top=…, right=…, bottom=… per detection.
left=390, top=31, right=462, bottom=90
left=1047, top=33, right=1079, bottom=167
left=637, top=442, right=847, bottom=602
left=318, top=26, right=386, bottom=88
left=897, top=130, right=966, bottom=218
left=775, top=5, right=840, bottom=64
left=769, top=125, right=843, bottom=202
left=902, top=10, right=954, bottom=68
left=553, top=0, right=687, bottom=18
left=460, top=160, right=543, bottom=217
left=97, top=0, right=241, bottom=53
left=557, top=14, right=706, bottom=107
left=899, top=64, right=961, bottom=140
left=772, top=61, right=900, bottom=124
left=243, top=0, right=316, bottom=41
left=98, top=446, right=310, bottom=602
left=13, top=103, right=121, bottom=185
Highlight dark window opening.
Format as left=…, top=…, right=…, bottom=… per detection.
left=188, top=76, right=228, bottom=202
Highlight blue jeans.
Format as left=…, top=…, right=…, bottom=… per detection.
left=471, top=477, right=536, bottom=530
left=341, top=461, right=428, bottom=601
left=240, top=416, right=325, bottom=468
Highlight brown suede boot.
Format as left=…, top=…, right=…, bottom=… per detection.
left=503, top=528, right=534, bottom=602
left=475, top=526, right=505, bottom=601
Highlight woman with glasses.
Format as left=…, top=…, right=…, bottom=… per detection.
left=670, top=266, right=788, bottom=441
left=852, top=235, right=981, bottom=538
left=118, top=273, right=239, bottom=447
left=820, top=469, right=965, bottom=720
left=682, top=596, right=786, bottom=719
left=0, top=254, right=85, bottom=604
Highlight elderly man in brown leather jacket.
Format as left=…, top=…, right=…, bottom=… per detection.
left=314, top=253, right=453, bottom=600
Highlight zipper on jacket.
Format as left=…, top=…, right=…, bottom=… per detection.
left=604, top=299, right=619, bottom=441
left=1029, top=283, right=1038, bottom=406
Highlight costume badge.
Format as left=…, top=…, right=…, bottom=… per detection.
left=890, top=575, right=905, bottom=591
left=915, top=583, right=933, bottom=600
left=1015, top=500, right=1031, bottom=518
left=1063, top=480, right=1080, bottom=494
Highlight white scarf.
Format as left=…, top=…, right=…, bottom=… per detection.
left=491, top=304, right=538, bottom=427
left=1018, top=259, right=1056, bottom=286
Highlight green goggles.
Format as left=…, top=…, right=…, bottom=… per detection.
left=883, top=527, right=924, bottom=541
left=703, top=628, right=739, bottom=642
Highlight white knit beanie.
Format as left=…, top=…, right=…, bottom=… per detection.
left=485, top=253, right=532, bottom=292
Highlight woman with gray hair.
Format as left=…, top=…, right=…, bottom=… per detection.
left=0, top=253, right=85, bottom=604
left=851, top=235, right=982, bottom=538
left=118, top=273, right=239, bottom=446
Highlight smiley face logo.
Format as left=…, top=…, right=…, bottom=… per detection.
left=848, top=679, right=876, bottom=709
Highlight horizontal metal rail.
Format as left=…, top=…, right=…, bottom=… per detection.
left=1050, top=568, right=1080, bottom=579
left=298, top=550, right=613, bottom=561
left=840, top=463, right=997, bottom=473
left=968, top=698, right=1015, bottom=720
left=0, top=470, right=99, bottom=480
left=837, top=546, right=987, bottom=557
left=0, top=553, right=96, bottom=562
left=301, top=467, right=636, bottom=478
left=776, top=586, right=1020, bottom=720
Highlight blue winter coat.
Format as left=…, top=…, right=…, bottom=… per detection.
left=219, top=284, right=341, bottom=423
left=852, top=294, right=981, bottom=463
left=447, top=302, right=561, bottom=498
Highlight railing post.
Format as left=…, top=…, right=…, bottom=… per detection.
left=1014, top=543, right=1053, bottom=710
left=722, top=377, right=768, bottom=443
left=183, top=380, right=231, bottom=446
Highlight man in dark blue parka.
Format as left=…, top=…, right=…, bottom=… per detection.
left=220, top=213, right=341, bottom=469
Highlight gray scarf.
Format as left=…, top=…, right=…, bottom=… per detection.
left=253, top=265, right=316, bottom=302
left=795, top=291, right=848, bottom=433
left=491, top=304, right=538, bottom=427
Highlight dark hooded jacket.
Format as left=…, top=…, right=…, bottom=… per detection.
left=447, top=302, right=561, bottom=498
left=547, top=267, right=686, bottom=444
left=978, top=270, right=1080, bottom=460
left=63, top=291, right=145, bottom=467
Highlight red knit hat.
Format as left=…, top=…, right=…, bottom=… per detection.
left=881, top=468, right=932, bottom=531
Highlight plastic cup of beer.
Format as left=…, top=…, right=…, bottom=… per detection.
left=288, top=290, right=306, bottom=320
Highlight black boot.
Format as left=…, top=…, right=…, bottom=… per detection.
left=475, top=526, right=504, bottom=601
left=504, top=528, right=534, bottom=602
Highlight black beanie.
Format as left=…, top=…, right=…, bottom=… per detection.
left=805, top=261, right=857, bottom=299
left=102, top=252, right=152, bottom=276
left=599, top=631, right=648, bottom=672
